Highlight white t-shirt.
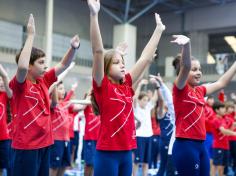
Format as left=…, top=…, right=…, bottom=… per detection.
left=134, top=102, right=153, bottom=137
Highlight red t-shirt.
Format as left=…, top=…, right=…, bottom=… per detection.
left=225, top=113, right=236, bottom=141
left=51, top=101, right=70, bottom=141
left=212, top=115, right=232, bottom=150
left=93, top=74, right=136, bottom=150
left=151, top=116, right=160, bottom=135
left=84, top=105, right=100, bottom=140
left=9, top=69, right=57, bottom=149
left=205, top=104, right=215, bottom=133
left=0, top=92, right=10, bottom=140
left=173, top=84, right=206, bottom=140
left=7, top=98, right=16, bottom=139
left=68, top=105, right=76, bottom=138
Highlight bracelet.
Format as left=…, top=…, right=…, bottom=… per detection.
left=71, top=43, right=80, bottom=50
left=155, top=86, right=160, bottom=90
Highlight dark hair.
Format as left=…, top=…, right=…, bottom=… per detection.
left=172, top=54, right=181, bottom=75
left=15, top=47, right=45, bottom=65
left=172, top=54, right=198, bottom=75
left=212, top=101, right=225, bottom=112
left=207, top=95, right=214, bottom=100
left=138, top=92, right=148, bottom=100
left=90, top=89, right=100, bottom=115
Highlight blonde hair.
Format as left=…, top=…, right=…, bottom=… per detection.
left=91, top=49, right=123, bottom=115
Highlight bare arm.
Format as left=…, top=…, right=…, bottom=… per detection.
left=157, top=88, right=165, bottom=119
left=220, top=126, right=236, bottom=136
left=171, top=35, right=191, bottom=90
left=130, top=13, right=165, bottom=84
left=51, top=87, right=58, bottom=108
left=205, top=61, right=236, bottom=95
left=16, top=14, right=35, bottom=83
left=0, top=65, right=12, bottom=98
left=54, top=36, right=80, bottom=76
left=133, top=79, right=148, bottom=107
left=48, top=62, right=75, bottom=94
left=88, top=0, right=104, bottom=86
left=149, top=75, right=165, bottom=118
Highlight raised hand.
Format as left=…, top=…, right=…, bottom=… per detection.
left=27, top=14, right=35, bottom=36
left=155, top=13, right=165, bottom=31
left=139, top=79, right=149, bottom=86
left=71, top=35, right=80, bottom=49
left=116, top=42, right=128, bottom=56
left=0, top=64, right=8, bottom=78
left=87, top=0, right=100, bottom=16
left=71, top=82, right=78, bottom=91
left=171, top=35, right=190, bottom=45
left=149, top=73, right=162, bottom=86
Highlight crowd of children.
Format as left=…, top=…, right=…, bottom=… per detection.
left=0, top=1, right=236, bottom=176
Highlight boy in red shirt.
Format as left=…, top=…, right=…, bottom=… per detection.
left=9, top=14, right=80, bottom=176
left=211, top=101, right=236, bottom=176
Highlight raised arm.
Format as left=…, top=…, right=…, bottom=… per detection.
left=16, top=14, right=35, bottom=83
left=88, top=0, right=104, bottom=86
left=171, top=35, right=191, bottom=89
left=50, top=86, right=58, bottom=108
left=49, top=62, right=75, bottom=94
left=149, top=75, right=165, bottom=118
left=205, top=61, right=236, bottom=95
left=54, top=35, right=80, bottom=76
left=133, top=79, right=148, bottom=107
left=130, top=13, right=165, bottom=83
left=0, top=65, right=12, bottom=98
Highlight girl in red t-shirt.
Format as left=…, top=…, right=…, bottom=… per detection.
left=87, top=0, right=165, bottom=175
left=0, top=64, right=13, bottom=176
left=171, top=34, right=236, bottom=176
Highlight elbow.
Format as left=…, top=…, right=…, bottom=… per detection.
left=92, top=48, right=104, bottom=55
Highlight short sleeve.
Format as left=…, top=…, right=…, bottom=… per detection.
left=9, top=76, right=27, bottom=93
left=197, top=85, right=207, bottom=97
left=43, top=68, right=57, bottom=88
left=124, top=73, right=134, bottom=96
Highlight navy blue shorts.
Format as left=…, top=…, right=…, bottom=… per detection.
left=134, top=137, right=152, bottom=163
left=50, top=140, right=71, bottom=168
left=172, top=138, right=210, bottom=176
left=0, top=140, right=10, bottom=169
left=94, top=150, right=132, bottom=176
left=213, top=148, right=229, bottom=166
left=13, top=146, right=50, bottom=176
left=204, top=133, right=213, bottom=159
left=83, top=140, right=97, bottom=166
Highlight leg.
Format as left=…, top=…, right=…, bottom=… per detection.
left=156, top=140, right=169, bottom=176
left=142, top=163, right=148, bottom=176
left=84, top=164, right=94, bottom=176
left=13, top=149, right=40, bottom=176
left=93, top=150, right=118, bottom=176
left=200, top=144, right=210, bottom=176
left=172, top=139, right=201, bottom=176
left=49, top=168, right=59, bottom=176
left=132, top=163, right=139, bottom=176
left=118, top=151, right=132, bottom=176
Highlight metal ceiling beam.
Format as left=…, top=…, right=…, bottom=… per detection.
left=101, top=5, right=123, bottom=23
left=124, top=0, right=131, bottom=22
left=127, top=0, right=161, bottom=23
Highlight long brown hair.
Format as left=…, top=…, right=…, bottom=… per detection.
left=91, top=49, right=118, bottom=115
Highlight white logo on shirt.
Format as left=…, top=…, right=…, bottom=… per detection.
left=23, top=86, right=46, bottom=129
left=182, top=92, right=204, bottom=132
left=109, top=88, right=133, bottom=138
left=0, top=102, right=5, bottom=121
